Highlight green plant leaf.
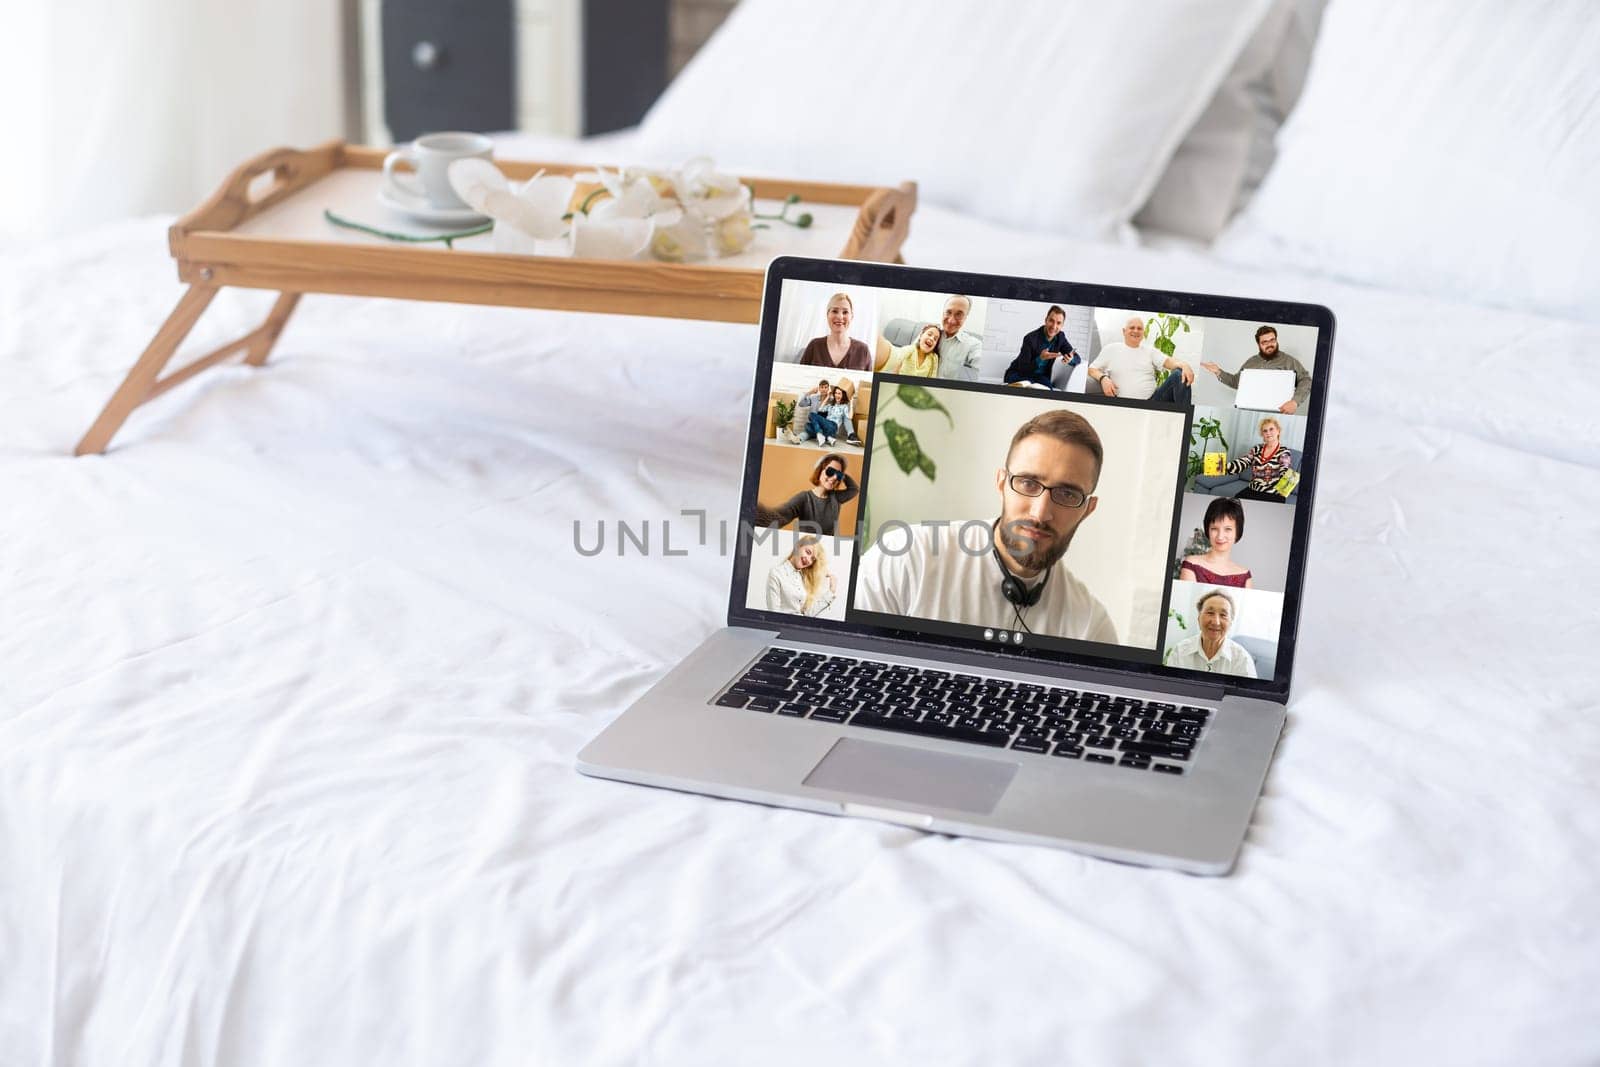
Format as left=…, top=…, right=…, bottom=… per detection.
left=894, top=384, right=953, bottom=426
left=916, top=453, right=936, bottom=479
left=1155, top=336, right=1176, bottom=358
left=879, top=419, right=928, bottom=477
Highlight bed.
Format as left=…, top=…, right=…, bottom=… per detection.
left=4, top=1, right=1598, bottom=1063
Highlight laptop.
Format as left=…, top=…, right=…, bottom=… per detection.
left=578, top=256, right=1333, bottom=875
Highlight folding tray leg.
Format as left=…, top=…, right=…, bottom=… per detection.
left=243, top=291, right=301, bottom=367
left=74, top=285, right=302, bottom=455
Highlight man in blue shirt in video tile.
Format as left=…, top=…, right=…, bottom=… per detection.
left=1004, top=305, right=1079, bottom=389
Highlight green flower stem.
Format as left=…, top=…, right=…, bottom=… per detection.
left=323, top=209, right=491, bottom=248
left=746, top=186, right=814, bottom=228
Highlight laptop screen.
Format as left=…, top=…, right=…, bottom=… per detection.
left=730, top=258, right=1333, bottom=699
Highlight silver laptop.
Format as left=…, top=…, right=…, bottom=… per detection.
left=578, top=256, right=1333, bottom=875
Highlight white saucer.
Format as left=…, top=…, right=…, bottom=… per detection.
left=376, top=188, right=489, bottom=227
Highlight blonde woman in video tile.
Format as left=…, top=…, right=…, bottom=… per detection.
left=765, top=534, right=836, bottom=616
left=883, top=323, right=942, bottom=378
left=798, top=292, right=872, bottom=371
left=1164, top=589, right=1257, bottom=677
left=1178, top=496, right=1255, bottom=588
left=1226, top=416, right=1295, bottom=502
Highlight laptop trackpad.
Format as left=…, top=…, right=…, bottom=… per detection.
left=802, top=738, right=1018, bottom=815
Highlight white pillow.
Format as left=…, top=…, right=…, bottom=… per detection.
left=1136, top=0, right=1327, bottom=241
left=1216, top=0, right=1600, bottom=322
left=639, top=0, right=1277, bottom=241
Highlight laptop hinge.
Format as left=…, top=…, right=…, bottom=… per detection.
left=773, top=626, right=1232, bottom=703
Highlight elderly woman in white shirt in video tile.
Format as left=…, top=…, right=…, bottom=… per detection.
left=1163, top=588, right=1257, bottom=677
left=765, top=534, right=837, bottom=617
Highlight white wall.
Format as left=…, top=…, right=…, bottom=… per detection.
left=2, top=0, right=350, bottom=240
left=861, top=386, right=1187, bottom=647
left=770, top=362, right=869, bottom=398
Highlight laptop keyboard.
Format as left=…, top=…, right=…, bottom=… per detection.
left=714, top=648, right=1210, bottom=775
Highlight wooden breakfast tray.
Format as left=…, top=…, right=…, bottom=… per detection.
left=75, top=139, right=916, bottom=454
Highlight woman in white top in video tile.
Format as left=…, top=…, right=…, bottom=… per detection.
left=765, top=534, right=837, bottom=617
left=1164, top=588, right=1257, bottom=677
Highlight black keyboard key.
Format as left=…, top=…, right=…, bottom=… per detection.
left=1010, top=736, right=1050, bottom=753
left=1085, top=753, right=1116, bottom=764
left=1119, top=739, right=1193, bottom=761
left=809, top=707, right=850, bottom=723
left=1051, top=743, right=1084, bottom=758
left=1118, top=756, right=1151, bottom=769
left=746, top=697, right=780, bottom=712
left=1152, top=763, right=1185, bottom=775
left=716, top=693, right=749, bottom=708
left=849, top=711, right=1007, bottom=747
left=778, top=702, right=811, bottom=717
left=731, top=682, right=791, bottom=700
left=1085, top=736, right=1116, bottom=750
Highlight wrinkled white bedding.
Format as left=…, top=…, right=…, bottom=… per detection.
left=2, top=189, right=1597, bottom=1065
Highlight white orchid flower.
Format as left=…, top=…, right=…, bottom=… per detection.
left=649, top=215, right=713, bottom=263
left=575, top=166, right=684, bottom=227
left=671, top=157, right=750, bottom=222
left=571, top=213, right=655, bottom=259
left=445, top=156, right=764, bottom=262
left=448, top=158, right=575, bottom=255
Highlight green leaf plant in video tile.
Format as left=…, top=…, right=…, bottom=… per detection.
left=878, top=419, right=927, bottom=476
left=893, top=384, right=953, bottom=426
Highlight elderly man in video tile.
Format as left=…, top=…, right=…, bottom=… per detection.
left=934, top=295, right=983, bottom=383
left=1087, top=316, right=1194, bottom=404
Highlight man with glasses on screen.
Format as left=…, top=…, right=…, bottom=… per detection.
left=854, top=410, right=1118, bottom=643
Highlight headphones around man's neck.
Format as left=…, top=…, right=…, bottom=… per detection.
left=992, top=543, right=1049, bottom=608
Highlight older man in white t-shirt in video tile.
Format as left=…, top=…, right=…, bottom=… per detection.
left=854, top=409, right=1119, bottom=643
left=1087, top=316, right=1194, bottom=404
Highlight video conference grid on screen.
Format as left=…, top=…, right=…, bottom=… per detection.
left=745, top=279, right=1318, bottom=683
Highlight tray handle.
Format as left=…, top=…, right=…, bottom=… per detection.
left=843, top=181, right=917, bottom=263
left=174, top=140, right=346, bottom=238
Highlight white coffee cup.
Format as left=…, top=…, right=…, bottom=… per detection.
left=382, top=131, right=494, bottom=210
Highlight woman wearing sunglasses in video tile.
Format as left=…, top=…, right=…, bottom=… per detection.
left=755, top=454, right=858, bottom=537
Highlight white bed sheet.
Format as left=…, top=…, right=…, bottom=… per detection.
left=2, top=166, right=1597, bottom=1065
